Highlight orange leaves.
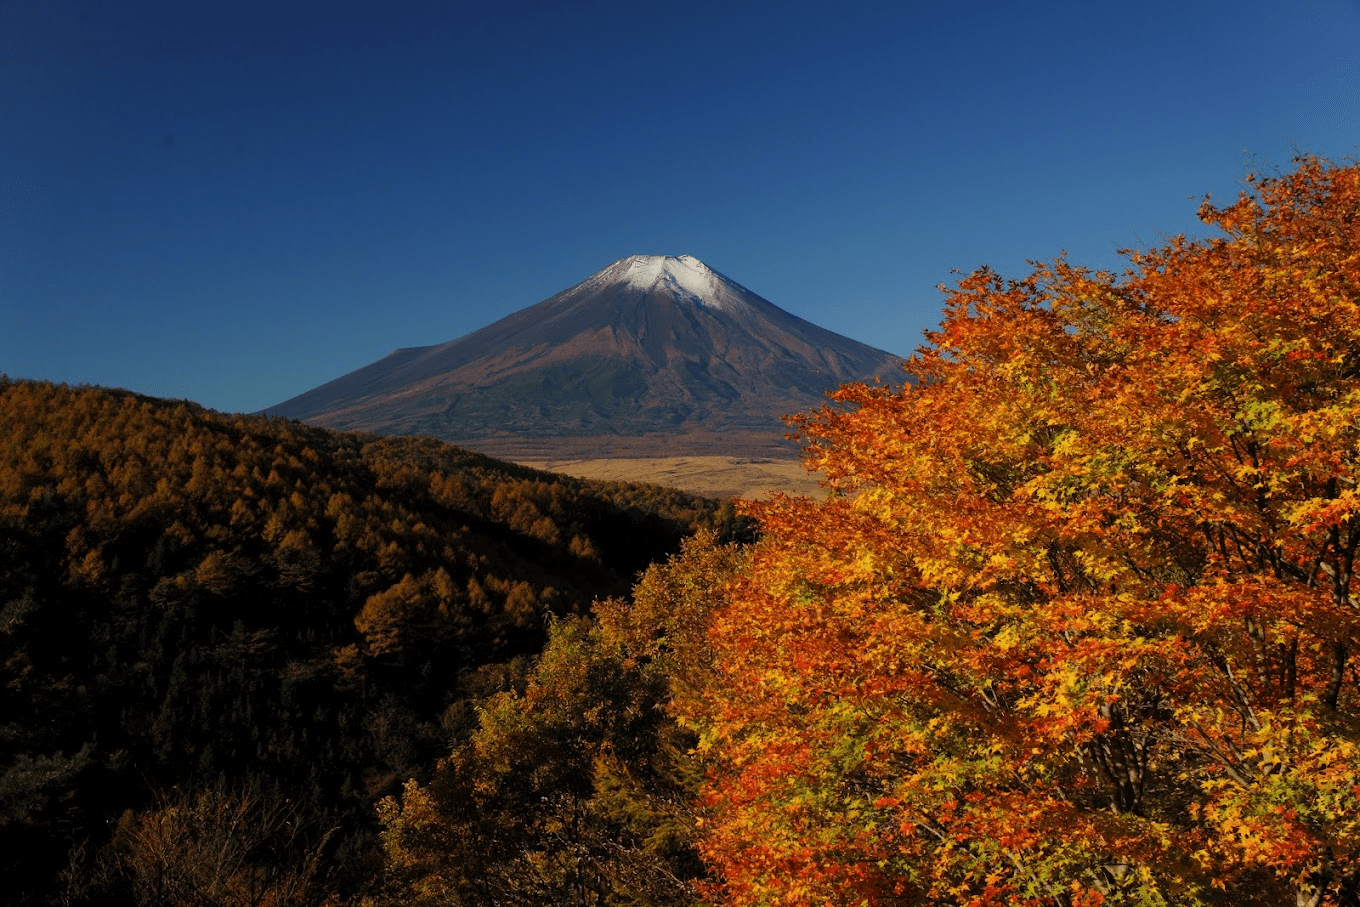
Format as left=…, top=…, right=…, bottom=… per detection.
left=683, top=156, right=1360, bottom=906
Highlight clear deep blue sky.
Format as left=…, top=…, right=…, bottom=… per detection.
left=4, top=0, right=1358, bottom=414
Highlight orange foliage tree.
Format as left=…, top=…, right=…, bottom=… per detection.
left=682, top=157, right=1360, bottom=906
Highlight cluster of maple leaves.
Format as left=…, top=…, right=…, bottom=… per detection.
left=678, top=157, right=1360, bottom=906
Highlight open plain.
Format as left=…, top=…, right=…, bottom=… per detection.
left=518, top=454, right=822, bottom=500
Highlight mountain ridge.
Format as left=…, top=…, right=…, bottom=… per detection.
left=267, top=255, right=904, bottom=458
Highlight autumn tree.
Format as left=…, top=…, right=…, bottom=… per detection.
left=108, top=785, right=333, bottom=907
left=682, top=156, right=1360, bottom=906
left=376, top=531, right=743, bottom=906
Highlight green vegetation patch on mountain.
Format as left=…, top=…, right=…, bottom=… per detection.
left=0, top=378, right=737, bottom=905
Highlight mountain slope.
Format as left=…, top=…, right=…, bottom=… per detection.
left=266, top=255, right=903, bottom=458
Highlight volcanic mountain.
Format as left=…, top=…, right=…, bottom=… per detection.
left=266, top=255, right=904, bottom=459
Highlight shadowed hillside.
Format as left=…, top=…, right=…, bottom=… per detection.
left=0, top=378, right=739, bottom=905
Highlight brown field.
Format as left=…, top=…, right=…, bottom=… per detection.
left=517, top=454, right=824, bottom=501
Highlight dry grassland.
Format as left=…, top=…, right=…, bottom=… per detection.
left=518, top=455, right=823, bottom=501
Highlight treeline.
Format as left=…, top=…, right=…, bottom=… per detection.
left=0, top=378, right=740, bottom=905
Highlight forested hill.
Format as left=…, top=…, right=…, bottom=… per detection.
left=0, top=378, right=736, bottom=904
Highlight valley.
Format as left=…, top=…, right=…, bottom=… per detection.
left=516, top=453, right=822, bottom=500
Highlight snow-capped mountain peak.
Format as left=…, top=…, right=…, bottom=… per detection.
left=589, top=254, right=753, bottom=310
left=265, top=253, right=903, bottom=459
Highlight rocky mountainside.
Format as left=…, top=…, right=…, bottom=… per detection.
left=266, top=255, right=903, bottom=458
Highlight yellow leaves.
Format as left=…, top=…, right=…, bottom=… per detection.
left=1284, top=488, right=1360, bottom=536
left=991, top=624, right=1022, bottom=652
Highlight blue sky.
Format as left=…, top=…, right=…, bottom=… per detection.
left=3, top=0, right=1358, bottom=414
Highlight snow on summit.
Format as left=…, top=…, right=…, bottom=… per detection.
left=594, top=254, right=752, bottom=310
